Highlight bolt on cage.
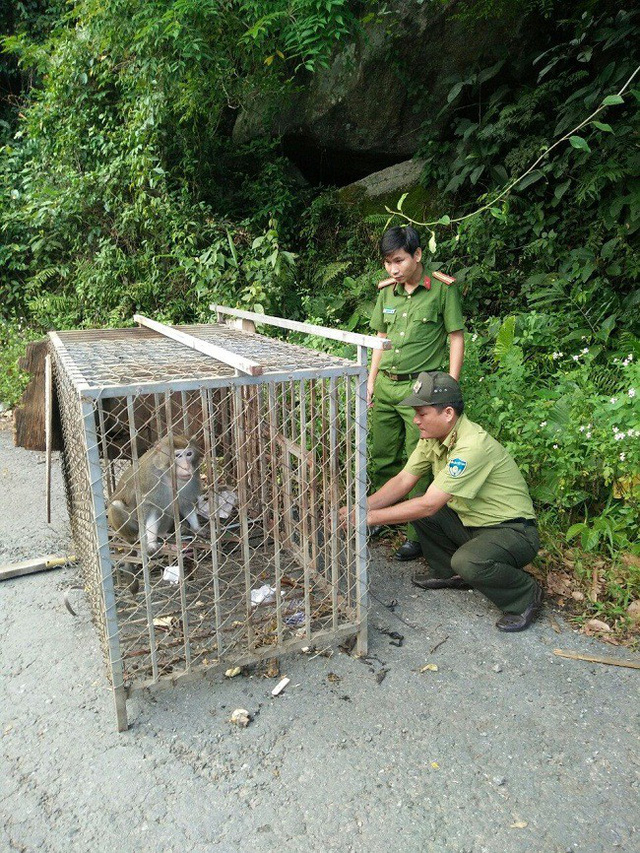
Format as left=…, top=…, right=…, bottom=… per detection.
left=48, top=307, right=391, bottom=731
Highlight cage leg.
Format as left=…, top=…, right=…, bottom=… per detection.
left=114, top=685, right=129, bottom=732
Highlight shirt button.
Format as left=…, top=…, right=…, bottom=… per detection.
left=407, top=295, right=412, bottom=299
left=402, top=313, right=407, bottom=317
left=422, top=318, right=427, bottom=323
left=395, top=349, right=400, bottom=353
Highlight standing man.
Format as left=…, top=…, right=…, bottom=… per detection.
left=347, top=371, right=542, bottom=632
left=368, top=225, right=465, bottom=561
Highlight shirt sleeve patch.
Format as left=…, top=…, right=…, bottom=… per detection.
left=383, top=307, right=396, bottom=314
left=448, top=458, right=467, bottom=478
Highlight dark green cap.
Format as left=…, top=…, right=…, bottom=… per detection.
left=400, top=371, right=463, bottom=407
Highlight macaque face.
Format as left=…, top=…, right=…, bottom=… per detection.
left=174, top=445, right=198, bottom=480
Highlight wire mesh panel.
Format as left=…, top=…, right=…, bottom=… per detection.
left=49, top=322, right=369, bottom=731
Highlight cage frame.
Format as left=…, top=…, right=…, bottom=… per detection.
left=49, top=308, right=391, bottom=731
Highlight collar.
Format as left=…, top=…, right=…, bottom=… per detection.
left=441, top=414, right=465, bottom=451
left=393, top=274, right=431, bottom=296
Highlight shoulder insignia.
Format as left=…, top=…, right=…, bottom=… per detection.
left=432, top=270, right=456, bottom=286
left=377, top=277, right=396, bottom=290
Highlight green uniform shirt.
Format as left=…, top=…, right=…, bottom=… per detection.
left=369, top=275, right=464, bottom=373
left=404, top=414, right=536, bottom=527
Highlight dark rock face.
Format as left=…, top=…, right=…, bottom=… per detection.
left=233, top=1, right=530, bottom=185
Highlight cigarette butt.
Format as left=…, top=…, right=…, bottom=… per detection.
left=271, top=677, right=290, bottom=697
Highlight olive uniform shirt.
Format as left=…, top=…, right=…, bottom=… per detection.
left=369, top=275, right=464, bottom=373
left=404, top=414, right=536, bottom=527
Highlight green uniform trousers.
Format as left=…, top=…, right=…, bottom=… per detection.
left=370, top=372, right=431, bottom=543
left=413, top=505, right=540, bottom=614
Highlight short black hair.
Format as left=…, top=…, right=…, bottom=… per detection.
left=433, top=400, right=465, bottom=417
left=380, top=225, right=421, bottom=257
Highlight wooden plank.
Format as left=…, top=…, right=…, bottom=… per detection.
left=134, top=314, right=264, bottom=376
left=0, top=554, right=76, bottom=582
left=553, top=649, right=640, bottom=670
left=45, top=354, right=53, bottom=524
left=213, top=305, right=392, bottom=350
left=13, top=339, right=63, bottom=451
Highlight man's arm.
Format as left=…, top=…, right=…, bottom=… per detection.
left=367, top=332, right=387, bottom=407
left=448, top=329, right=464, bottom=381
left=339, top=469, right=418, bottom=527
left=367, top=482, right=452, bottom=526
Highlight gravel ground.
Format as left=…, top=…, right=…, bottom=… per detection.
left=1, top=425, right=638, bottom=853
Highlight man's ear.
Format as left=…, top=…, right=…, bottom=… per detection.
left=414, top=247, right=423, bottom=263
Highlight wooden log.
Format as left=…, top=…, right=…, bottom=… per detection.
left=13, top=339, right=63, bottom=451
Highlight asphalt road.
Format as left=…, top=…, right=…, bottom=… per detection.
left=1, top=426, right=638, bottom=853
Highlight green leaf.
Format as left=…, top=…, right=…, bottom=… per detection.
left=437, top=214, right=451, bottom=226
left=397, top=192, right=408, bottom=212
left=592, top=121, right=613, bottom=133
left=517, top=170, right=544, bottom=190
left=601, top=94, right=624, bottom=106
left=494, top=315, right=516, bottom=363
left=428, top=234, right=437, bottom=254
left=566, top=523, right=585, bottom=541
left=447, top=81, right=464, bottom=103
left=569, top=136, right=591, bottom=152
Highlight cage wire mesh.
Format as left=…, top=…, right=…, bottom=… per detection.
left=50, top=321, right=369, bottom=730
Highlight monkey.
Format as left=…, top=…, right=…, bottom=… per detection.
left=108, top=434, right=204, bottom=556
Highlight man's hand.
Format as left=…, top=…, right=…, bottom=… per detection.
left=338, top=506, right=352, bottom=528
left=366, top=379, right=375, bottom=408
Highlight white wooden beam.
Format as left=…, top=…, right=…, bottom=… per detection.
left=133, top=314, right=264, bottom=376
left=212, top=305, right=392, bottom=350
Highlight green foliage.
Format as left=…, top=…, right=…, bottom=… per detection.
left=0, top=0, right=357, bottom=329
left=0, top=320, right=41, bottom=407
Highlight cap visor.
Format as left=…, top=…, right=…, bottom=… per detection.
left=400, top=393, right=429, bottom=407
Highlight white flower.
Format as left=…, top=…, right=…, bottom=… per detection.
left=635, top=430, right=640, bottom=438
left=479, top=376, right=484, bottom=382
left=614, top=433, right=624, bottom=441
left=619, top=453, right=626, bottom=461
left=472, top=333, right=478, bottom=342
left=628, top=353, right=633, bottom=361
left=629, top=388, right=636, bottom=398
left=579, top=426, right=586, bottom=432
left=540, top=421, right=547, bottom=427
left=581, top=347, right=589, bottom=354
left=623, top=359, right=630, bottom=366
left=610, top=397, right=618, bottom=404
left=572, top=355, right=580, bottom=361
left=586, top=432, right=592, bottom=438
left=552, top=352, right=563, bottom=359
left=553, top=444, right=559, bottom=450
left=628, top=429, right=634, bottom=437
left=613, top=426, right=619, bottom=433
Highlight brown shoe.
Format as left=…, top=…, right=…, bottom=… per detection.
left=411, top=573, right=472, bottom=590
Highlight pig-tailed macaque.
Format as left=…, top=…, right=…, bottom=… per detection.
left=108, top=434, right=204, bottom=554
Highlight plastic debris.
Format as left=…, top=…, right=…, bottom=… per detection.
left=284, top=611, right=305, bottom=627
left=230, top=708, right=251, bottom=727
left=271, top=677, right=290, bottom=696
left=197, top=489, right=237, bottom=520
left=251, top=584, right=278, bottom=606
left=163, top=565, right=180, bottom=584
left=225, top=666, right=242, bottom=678
left=420, top=663, right=439, bottom=672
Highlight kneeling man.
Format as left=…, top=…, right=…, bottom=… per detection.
left=361, top=371, right=542, bottom=632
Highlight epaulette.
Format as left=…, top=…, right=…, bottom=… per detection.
left=432, top=270, right=456, bottom=285
left=377, top=277, right=396, bottom=290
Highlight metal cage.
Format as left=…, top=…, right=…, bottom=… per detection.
left=49, top=308, right=390, bottom=731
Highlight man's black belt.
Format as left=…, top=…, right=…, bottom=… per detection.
left=382, top=370, right=422, bottom=382
left=501, top=517, right=537, bottom=527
